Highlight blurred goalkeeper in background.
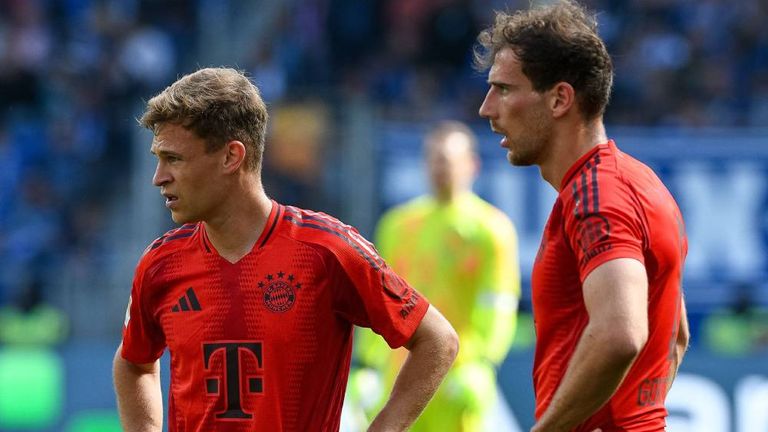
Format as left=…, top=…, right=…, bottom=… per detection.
left=348, top=121, right=520, bottom=431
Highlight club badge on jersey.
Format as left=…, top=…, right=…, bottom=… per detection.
left=258, top=271, right=302, bottom=313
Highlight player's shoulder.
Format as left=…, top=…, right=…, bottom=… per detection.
left=461, top=193, right=517, bottom=243
left=465, top=193, right=511, bottom=220
left=281, top=205, right=384, bottom=270
left=139, top=223, right=201, bottom=265
left=569, top=141, right=619, bottom=181
left=560, top=141, right=636, bottom=206
left=382, top=195, right=432, bottom=222
left=281, top=205, right=374, bottom=253
left=462, top=193, right=516, bottom=233
left=375, top=195, right=430, bottom=231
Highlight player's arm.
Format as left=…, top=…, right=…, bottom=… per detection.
left=471, top=220, right=520, bottom=365
left=368, top=305, right=459, bottom=432
left=667, top=299, right=689, bottom=392
left=531, top=258, right=648, bottom=432
left=113, top=343, right=163, bottom=432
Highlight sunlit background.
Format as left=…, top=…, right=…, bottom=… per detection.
left=0, top=0, right=767, bottom=431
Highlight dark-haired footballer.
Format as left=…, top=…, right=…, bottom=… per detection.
left=476, top=1, right=690, bottom=431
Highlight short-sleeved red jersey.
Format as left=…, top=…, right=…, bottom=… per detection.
left=531, top=141, right=687, bottom=431
left=121, top=201, right=429, bottom=432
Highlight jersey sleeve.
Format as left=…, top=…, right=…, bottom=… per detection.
left=564, top=172, right=647, bottom=282
left=329, top=226, right=429, bottom=349
left=121, top=255, right=167, bottom=364
left=468, top=211, right=520, bottom=365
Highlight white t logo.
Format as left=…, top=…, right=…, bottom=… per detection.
left=124, top=296, right=132, bottom=326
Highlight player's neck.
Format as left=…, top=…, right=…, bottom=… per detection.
left=434, top=189, right=456, bottom=205
left=539, top=119, right=607, bottom=191
left=433, top=183, right=472, bottom=205
left=203, top=177, right=272, bottom=263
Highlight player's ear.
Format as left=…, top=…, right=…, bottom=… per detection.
left=549, top=82, right=575, bottom=119
left=223, top=140, right=246, bottom=174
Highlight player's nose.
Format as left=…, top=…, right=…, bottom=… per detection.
left=153, top=162, right=172, bottom=187
left=479, top=90, right=496, bottom=119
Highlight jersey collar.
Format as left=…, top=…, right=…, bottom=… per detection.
left=199, top=200, right=283, bottom=255
left=559, top=140, right=614, bottom=190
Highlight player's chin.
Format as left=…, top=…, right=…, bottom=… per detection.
left=506, top=150, right=527, bottom=166
left=169, top=210, right=191, bottom=224
left=507, top=151, right=535, bottom=167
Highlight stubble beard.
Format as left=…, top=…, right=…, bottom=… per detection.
left=507, top=110, right=551, bottom=167
left=507, top=136, right=546, bottom=166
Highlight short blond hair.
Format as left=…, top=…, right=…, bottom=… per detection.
left=425, top=120, right=478, bottom=153
left=140, top=67, right=268, bottom=171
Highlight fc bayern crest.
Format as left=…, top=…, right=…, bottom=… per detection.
left=258, top=272, right=301, bottom=313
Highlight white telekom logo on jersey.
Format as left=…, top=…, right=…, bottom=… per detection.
left=124, top=296, right=132, bottom=326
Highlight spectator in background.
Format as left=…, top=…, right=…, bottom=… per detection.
left=261, top=103, right=330, bottom=210
left=0, top=277, right=68, bottom=346
left=351, top=121, right=520, bottom=431
left=0, top=0, right=186, bottom=316
left=0, top=275, right=67, bottom=431
left=703, top=281, right=768, bottom=356
left=476, top=1, right=689, bottom=430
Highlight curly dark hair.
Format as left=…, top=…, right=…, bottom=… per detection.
left=474, top=0, right=613, bottom=120
left=140, top=67, right=268, bottom=171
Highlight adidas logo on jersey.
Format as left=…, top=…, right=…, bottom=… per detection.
left=171, top=287, right=202, bottom=312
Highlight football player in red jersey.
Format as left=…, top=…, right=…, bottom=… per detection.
left=476, top=1, right=690, bottom=431
left=113, top=67, right=458, bottom=432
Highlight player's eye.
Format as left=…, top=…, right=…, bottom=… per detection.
left=491, top=83, right=509, bottom=95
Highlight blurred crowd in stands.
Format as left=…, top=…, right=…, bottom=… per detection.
left=0, top=0, right=193, bottom=311
left=0, top=0, right=767, bottom=347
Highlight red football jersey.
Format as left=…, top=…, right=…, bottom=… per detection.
left=531, top=141, right=687, bottom=431
left=121, top=201, right=429, bottom=432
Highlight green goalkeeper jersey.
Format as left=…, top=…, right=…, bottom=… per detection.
left=361, top=192, right=520, bottom=368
